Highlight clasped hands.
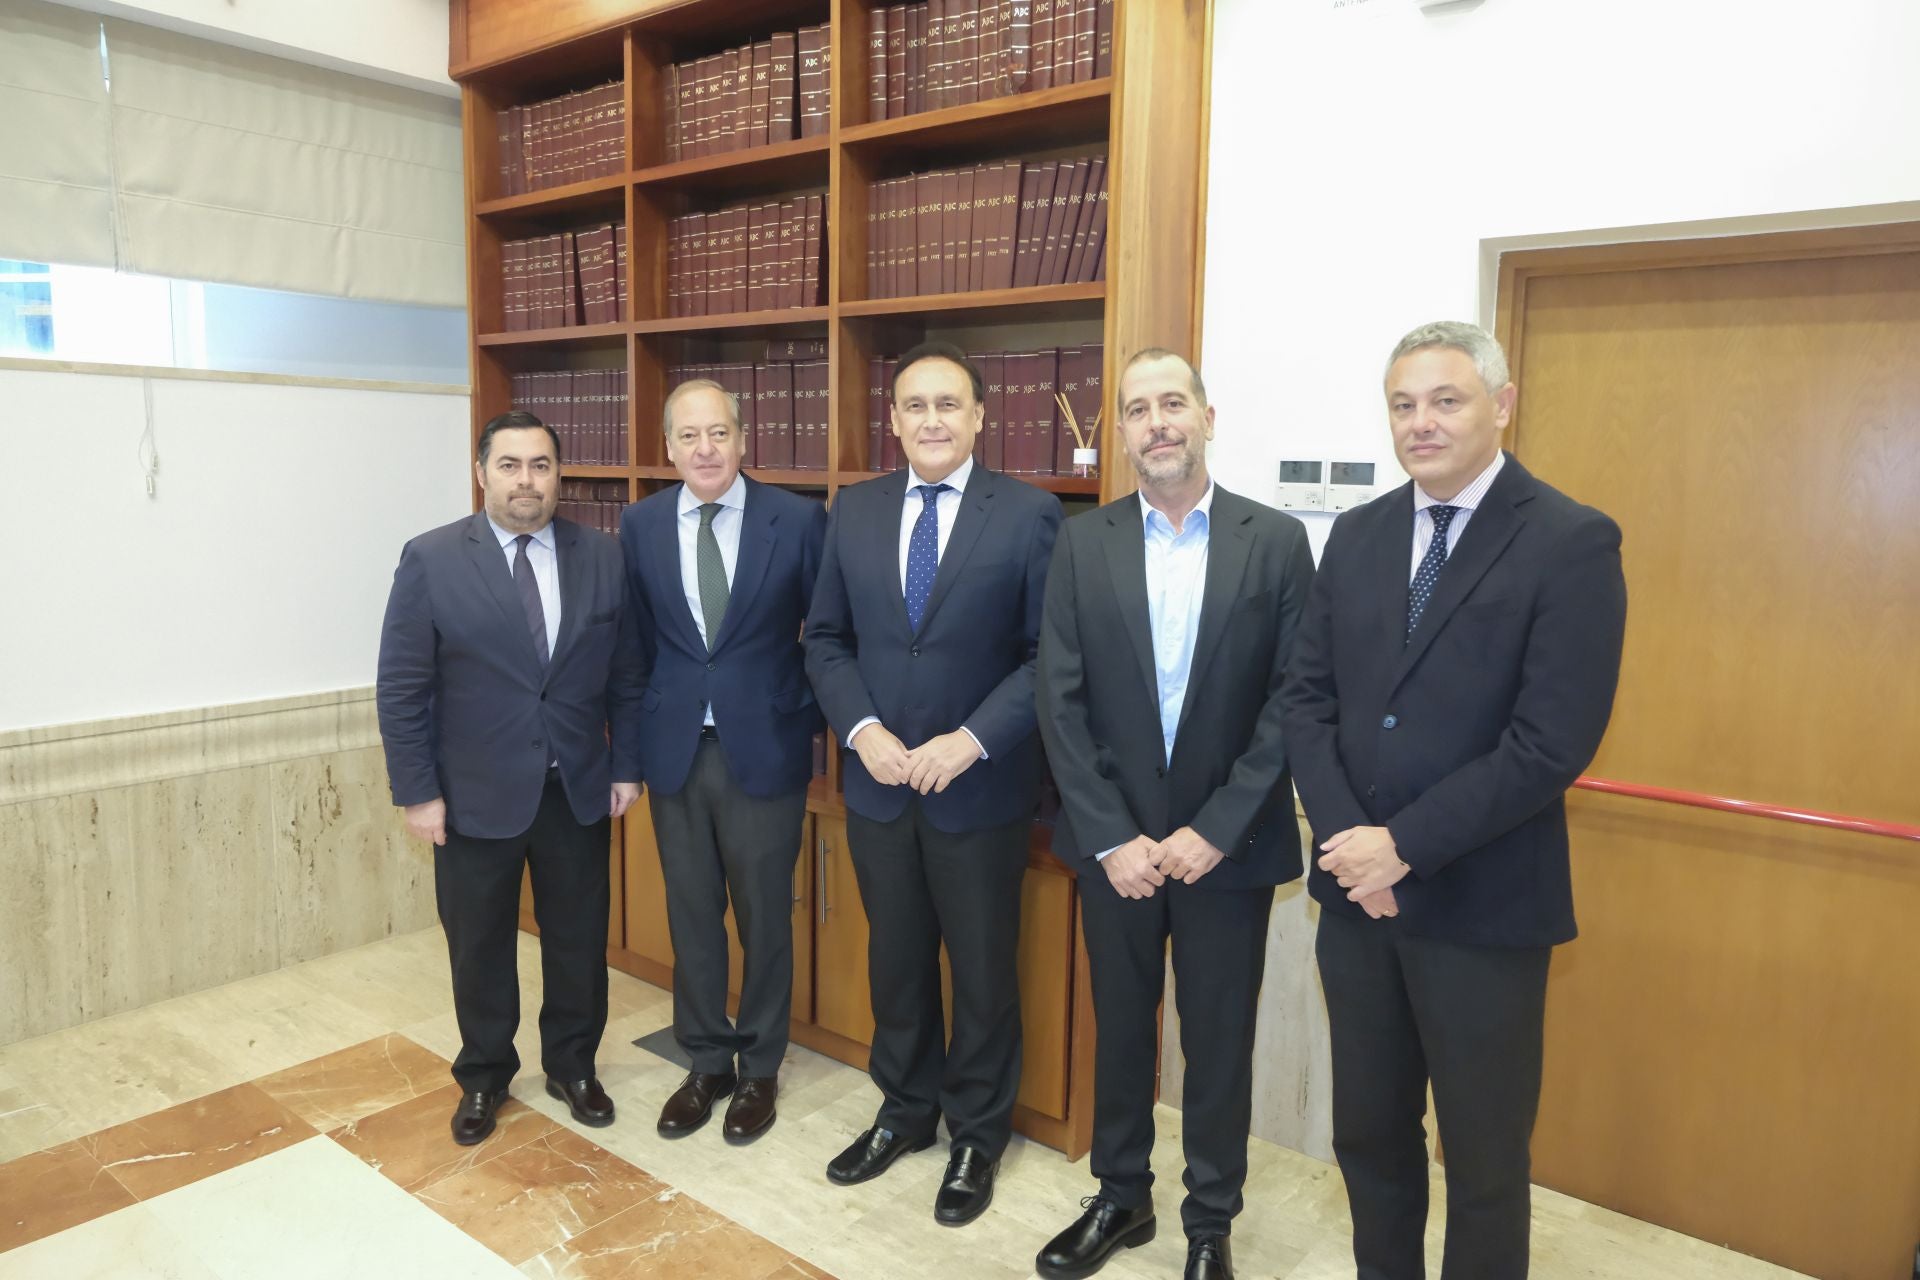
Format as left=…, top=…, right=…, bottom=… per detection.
left=1102, top=828, right=1225, bottom=898
left=851, top=722, right=981, bottom=795
left=1318, top=825, right=1408, bottom=920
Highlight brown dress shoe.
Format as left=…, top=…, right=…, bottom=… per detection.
left=451, top=1088, right=507, bottom=1146
left=723, top=1077, right=778, bottom=1144
left=657, top=1070, right=737, bottom=1137
left=545, top=1076, right=615, bottom=1127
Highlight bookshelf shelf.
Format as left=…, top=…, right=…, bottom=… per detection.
left=840, top=281, right=1106, bottom=324
left=634, top=135, right=832, bottom=194
left=840, top=78, right=1114, bottom=158
left=477, top=321, right=630, bottom=348
left=476, top=172, right=630, bottom=220
left=632, top=307, right=830, bottom=336
left=560, top=465, right=630, bottom=478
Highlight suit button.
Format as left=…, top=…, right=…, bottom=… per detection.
left=910, top=646, right=921, bottom=657
left=539, top=692, right=547, bottom=701
left=1154, top=766, right=1165, bottom=779
left=1366, top=784, right=1377, bottom=799
left=1382, top=715, right=1398, bottom=730
left=706, top=661, right=716, bottom=671
left=531, top=739, right=543, bottom=749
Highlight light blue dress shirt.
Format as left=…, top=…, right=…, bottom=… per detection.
left=1141, top=485, right=1213, bottom=766
left=677, top=473, right=747, bottom=725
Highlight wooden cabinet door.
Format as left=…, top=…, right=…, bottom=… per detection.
left=621, top=793, right=674, bottom=969
left=1013, top=866, right=1073, bottom=1120
left=811, top=814, right=875, bottom=1045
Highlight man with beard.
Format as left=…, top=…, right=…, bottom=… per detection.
left=377, top=410, right=644, bottom=1145
left=1033, top=350, right=1315, bottom=1280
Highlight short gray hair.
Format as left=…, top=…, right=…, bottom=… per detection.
left=1384, top=321, right=1510, bottom=394
left=1119, top=347, right=1208, bottom=408
left=662, top=378, right=741, bottom=435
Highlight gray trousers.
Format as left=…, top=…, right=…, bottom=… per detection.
left=647, top=737, right=807, bottom=1078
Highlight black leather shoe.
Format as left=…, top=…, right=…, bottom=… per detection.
left=933, top=1146, right=998, bottom=1226
left=1184, top=1234, right=1233, bottom=1280
left=656, top=1070, right=736, bottom=1137
left=825, top=1125, right=935, bottom=1185
left=545, top=1076, right=615, bottom=1127
left=722, top=1076, right=778, bottom=1144
left=450, top=1088, right=507, bottom=1146
left=1035, top=1195, right=1157, bottom=1278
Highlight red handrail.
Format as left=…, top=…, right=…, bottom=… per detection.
left=1572, top=776, right=1920, bottom=843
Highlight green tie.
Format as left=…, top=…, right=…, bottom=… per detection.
left=696, top=502, right=729, bottom=652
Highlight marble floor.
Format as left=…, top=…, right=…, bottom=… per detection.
left=0, top=928, right=1810, bottom=1280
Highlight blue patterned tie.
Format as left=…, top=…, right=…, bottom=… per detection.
left=904, top=483, right=950, bottom=633
left=1406, top=505, right=1456, bottom=643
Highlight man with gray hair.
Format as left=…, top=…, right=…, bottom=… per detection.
left=617, top=379, right=827, bottom=1145
left=1280, top=321, right=1627, bottom=1278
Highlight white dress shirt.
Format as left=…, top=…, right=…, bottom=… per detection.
left=487, top=514, right=561, bottom=657
left=677, top=473, right=746, bottom=726
left=1410, top=450, right=1504, bottom=581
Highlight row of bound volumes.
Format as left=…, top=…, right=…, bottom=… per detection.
left=501, top=223, right=627, bottom=332
left=868, top=344, right=1101, bottom=475
left=558, top=480, right=628, bottom=537
left=510, top=370, right=631, bottom=466
left=496, top=83, right=625, bottom=196
left=667, top=361, right=832, bottom=471
left=663, top=25, right=831, bottom=161
left=667, top=196, right=827, bottom=317
left=865, top=0, right=1112, bottom=121
left=866, top=154, right=1106, bottom=298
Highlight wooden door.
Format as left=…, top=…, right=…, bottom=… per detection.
left=1501, top=230, right=1920, bottom=1280
left=622, top=795, right=674, bottom=970
left=811, top=814, right=876, bottom=1044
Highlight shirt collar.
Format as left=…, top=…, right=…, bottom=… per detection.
left=1413, top=449, right=1505, bottom=514
left=1140, top=481, right=1216, bottom=536
left=907, top=454, right=974, bottom=496
left=487, top=514, right=556, bottom=552
left=678, top=471, right=747, bottom=518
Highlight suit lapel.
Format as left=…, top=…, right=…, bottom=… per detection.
left=711, top=479, right=775, bottom=655
left=1174, top=490, right=1254, bottom=738
left=1390, top=458, right=1529, bottom=690
left=545, top=518, right=589, bottom=681
left=463, top=513, right=544, bottom=677
left=915, top=467, right=992, bottom=634
left=1101, top=498, right=1158, bottom=707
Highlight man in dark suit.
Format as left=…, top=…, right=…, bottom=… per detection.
left=1280, top=321, right=1628, bottom=1279
left=618, top=379, right=826, bottom=1144
left=804, top=341, right=1062, bottom=1225
left=377, top=410, right=645, bottom=1145
left=1033, top=349, right=1315, bottom=1280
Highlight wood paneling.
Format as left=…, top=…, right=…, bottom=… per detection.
left=809, top=814, right=875, bottom=1045
left=1505, top=231, right=1920, bottom=1280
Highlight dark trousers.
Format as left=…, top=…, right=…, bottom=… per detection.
left=845, top=802, right=1030, bottom=1158
left=434, top=773, right=610, bottom=1092
left=647, top=737, right=807, bottom=1078
left=1316, top=909, right=1553, bottom=1280
left=1079, top=868, right=1274, bottom=1238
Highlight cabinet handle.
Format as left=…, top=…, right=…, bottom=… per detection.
left=817, top=836, right=829, bottom=924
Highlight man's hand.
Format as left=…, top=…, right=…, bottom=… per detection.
left=904, top=730, right=984, bottom=795
left=610, top=781, right=640, bottom=819
left=851, top=722, right=913, bottom=787
left=1102, top=835, right=1166, bottom=900
left=1157, top=826, right=1226, bottom=885
left=403, top=798, right=447, bottom=847
left=1356, top=887, right=1399, bottom=919
left=1318, top=826, right=1411, bottom=900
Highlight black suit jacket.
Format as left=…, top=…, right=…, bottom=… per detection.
left=619, top=476, right=827, bottom=798
left=1037, top=486, right=1317, bottom=891
left=1279, top=453, right=1627, bottom=947
left=804, top=466, right=1062, bottom=833
left=376, top=513, right=645, bottom=840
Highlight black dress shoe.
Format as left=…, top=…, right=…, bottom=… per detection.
left=1035, top=1195, right=1157, bottom=1279
left=1184, top=1234, right=1232, bottom=1280
left=545, top=1076, right=615, bottom=1127
left=450, top=1088, right=507, bottom=1146
left=933, top=1146, right=998, bottom=1226
left=825, top=1125, right=935, bottom=1185
left=656, top=1070, right=736, bottom=1137
left=723, top=1077, right=778, bottom=1145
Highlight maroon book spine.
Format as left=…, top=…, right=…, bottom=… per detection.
left=713, top=54, right=738, bottom=154
left=663, top=66, right=681, bottom=164
left=666, top=217, right=683, bottom=319
left=769, top=35, right=798, bottom=143
left=751, top=41, right=773, bottom=148
left=767, top=338, right=829, bottom=360
left=765, top=362, right=797, bottom=469
left=1030, top=0, right=1055, bottom=92
left=1049, top=0, right=1075, bottom=87
left=868, top=357, right=886, bottom=470
left=499, top=240, right=521, bottom=332
left=1003, top=0, right=1030, bottom=95
left=1077, top=163, right=1108, bottom=283
left=613, top=221, right=627, bottom=319
left=868, top=9, right=889, bottom=122
left=915, top=171, right=940, bottom=296
left=1094, top=0, right=1114, bottom=77
left=1073, top=0, right=1097, bottom=82
left=939, top=169, right=960, bottom=295
left=1062, top=155, right=1103, bottom=282
left=1011, top=161, right=1053, bottom=289
left=746, top=204, right=770, bottom=312
left=495, top=107, right=515, bottom=198
left=906, top=3, right=928, bottom=115
left=925, top=0, right=947, bottom=113
left=1039, top=158, right=1086, bottom=286
left=799, top=26, right=828, bottom=139
left=804, top=193, right=825, bottom=306
left=952, top=166, right=977, bottom=294
left=882, top=359, right=903, bottom=468
left=977, top=0, right=1002, bottom=102
left=684, top=214, right=707, bottom=317
left=991, top=161, right=1022, bottom=290
left=981, top=351, right=1007, bottom=471
left=887, top=7, right=908, bottom=118
left=866, top=185, right=882, bottom=299
left=956, top=0, right=982, bottom=105
left=1034, top=348, right=1059, bottom=474
left=675, top=61, right=697, bottom=159
left=806, top=360, right=832, bottom=469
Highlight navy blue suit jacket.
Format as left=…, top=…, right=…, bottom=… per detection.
left=805, top=467, right=1062, bottom=833
left=618, top=476, right=827, bottom=797
left=1279, top=454, right=1628, bottom=947
left=376, top=513, right=645, bottom=840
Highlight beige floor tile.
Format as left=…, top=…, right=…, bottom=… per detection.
left=0, top=1202, right=222, bottom=1280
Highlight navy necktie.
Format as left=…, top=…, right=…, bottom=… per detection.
left=1406, top=505, right=1457, bottom=642
left=904, top=483, right=950, bottom=633
left=513, top=533, right=550, bottom=667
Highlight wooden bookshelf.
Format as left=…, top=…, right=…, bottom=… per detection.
left=453, top=0, right=1211, bottom=1161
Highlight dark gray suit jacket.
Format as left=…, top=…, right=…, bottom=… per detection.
left=1037, top=485, right=1316, bottom=891
left=376, top=512, right=645, bottom=840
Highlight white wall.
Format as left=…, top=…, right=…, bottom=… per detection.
left=1202, top=0, right=1920, bottom=555
left=0, top=368, right=469, bottom=731
left=51, top=0, right=454, bottom=95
